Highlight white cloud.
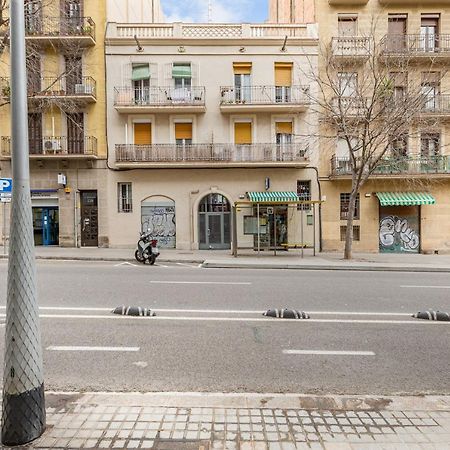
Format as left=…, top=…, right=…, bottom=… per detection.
left=162, top=0, right=254, bottom=23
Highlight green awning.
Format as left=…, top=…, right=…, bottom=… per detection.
left=376, top=192, right=436, bottom=206
left=132, top=64, right=150, bottom=81
left=247, top=191, right=300, bottom=203
left=172, top=64, right=191, bottom=79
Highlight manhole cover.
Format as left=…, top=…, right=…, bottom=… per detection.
left=153, top=440, right=209, bottom=450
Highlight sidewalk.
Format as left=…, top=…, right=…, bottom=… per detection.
left=13, top=392, right=450, bottom=449
left=2, top=246, right=450, bottom=272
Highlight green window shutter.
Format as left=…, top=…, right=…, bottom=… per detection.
left=132, top=64, right=150, bottom=81
left=172, top=63, right=192, bottom=79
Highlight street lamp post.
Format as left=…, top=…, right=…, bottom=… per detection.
left=1, top=0, right=46, bottom=445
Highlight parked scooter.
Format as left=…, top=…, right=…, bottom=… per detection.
left=135, top=231, right=160, bottom=265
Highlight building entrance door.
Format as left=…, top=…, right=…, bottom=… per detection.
left=199, top=194, right=231, bottom=250
left=32, top=207, right=59, bottom=246
left=80, top=190, right=98, bottom=247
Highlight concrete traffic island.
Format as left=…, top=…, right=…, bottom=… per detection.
left=28, top=392, right=450, bottom=449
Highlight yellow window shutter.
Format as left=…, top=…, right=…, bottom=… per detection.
left=275, top=63, right=293, bottom=87
left=134, top=123, right=152, bottom=145
left=175, top=123, right=193, bottom=140
left=234, top=122, right=252, bottom=144
left=276, top=122, right=293, bottom=134
left=233, top=62, right=252, bottom=75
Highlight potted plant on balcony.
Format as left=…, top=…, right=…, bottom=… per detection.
left=1, top=83, right=10, bottom=98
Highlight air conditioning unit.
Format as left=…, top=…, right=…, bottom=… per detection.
left=43, top=139, right=61, bottom=153
left=75, top=84, right=94, bottom=95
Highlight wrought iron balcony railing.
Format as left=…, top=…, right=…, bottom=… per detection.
left=331, top=36, right=371, bottom=58
left=381, top=34, right=450, bottom=55
left=25, top=16, right=95, bottom=41
left=116, top=143, right=309, bottom=163
left=220, top=85, right=310, bottom=106
left=1, top=136, right=98, bottom=157
left=421, top=95, right=450, bottom=114
left=114, top=86, right=206, bottom=107
left=29, top=76, right=96, bottom=98
left=331, top=155, right=450, bottom=176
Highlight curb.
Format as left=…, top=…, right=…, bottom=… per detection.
left=0, top=255, right=205, bottom=264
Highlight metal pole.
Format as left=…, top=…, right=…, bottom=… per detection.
left=2, top=0, right=46, bottom=445
left=301, top=206, right=304, bottom=259
left=257, top=203, right=260, bottom=256
left=273, top=206, right=277, bottom=256
left=2, top=202, right=6, bottom=255
left=313, top=203, right=316, bottom=257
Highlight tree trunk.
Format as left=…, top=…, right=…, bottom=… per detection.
left=343, top=189, right=359, bottom=260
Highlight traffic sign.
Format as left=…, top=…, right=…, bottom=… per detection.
left=0, top=178, right=12, bottom=193
left=1, top=196, right=11, bottom=203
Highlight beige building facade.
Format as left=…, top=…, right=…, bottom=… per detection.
left=316, top=0, right=450, bottom=254
left=0, top=0, right=108, bottom=248
left=105, top=18, right=320, bottom=251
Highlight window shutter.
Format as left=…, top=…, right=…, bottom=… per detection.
left=164, top=63, right=174, bottom=86
left=172, top=63, right=192, bottom=78
left=134, top=123, right=152, bottom=145
left=275, top=63, right=293, bottom=87
left=132, top=63, right=150, bottom=81
left=175, top=123, right=193, bottom=140
left=234, top=122, right=252, bottom=144
left=233, top=62, right=252, bottom=75
left=276, top=122, right=293, bottom=134
left=122, top=61, right=133, bottom=86
left=150, top=63, right=158, bottom=87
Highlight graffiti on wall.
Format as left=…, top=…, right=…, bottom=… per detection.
left=379, top=215, right=419, bottom=253
left=142, top=205, right=176, bottom=248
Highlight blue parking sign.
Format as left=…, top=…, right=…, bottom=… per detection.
left=0, top=178, right=12, bottom=193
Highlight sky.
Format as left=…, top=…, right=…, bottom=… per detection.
left=161, top=0, right=269, bottom=24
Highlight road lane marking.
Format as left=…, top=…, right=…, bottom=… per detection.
left=283, top=350, right=375, bottom=356
left=47, top=346, right=140, bottom=352
left=4, top=314, right=446, bottom=325
left=149, top=281, right=252, bottom=285
left=114, top=262, right=139, bottom=267
left=400, top=285, right=450, bottom=289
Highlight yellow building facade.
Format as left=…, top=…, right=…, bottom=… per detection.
left=0, top=0, right=107, bottom=247
left=317, top=0, right=450, bottom=254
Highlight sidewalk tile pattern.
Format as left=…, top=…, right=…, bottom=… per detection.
left=12, top=405, right=450, bottom=450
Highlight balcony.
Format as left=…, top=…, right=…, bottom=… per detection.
left=331, top=97, right=367, bottom=119
left=421, top=95, right=450, bottom=119
left=29, top=76, right=97, bottom=104
left=1, top=136, right=98, bottom=159
left=219, top=86, right=310, bottom=113
left=25, top=16, right=96, bottom=47
left=114, top=87, right=206, bottom=113
left=381, top=34, right=450, bottom=60
left=115, top=143, right=309, bottom=169
left=331, top=37, right=370, bottom=62
left=331, top=155, right=450, bottom=178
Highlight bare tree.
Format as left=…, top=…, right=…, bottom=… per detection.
left=303, top=24, right=447, bottom=259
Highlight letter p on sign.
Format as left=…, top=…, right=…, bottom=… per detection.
left=0, top=178, right=12, bottom=193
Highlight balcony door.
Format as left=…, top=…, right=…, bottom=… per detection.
left=276, top=121, right=293, bottom=161
left=28, top=113, right=42, bottom=155
left=27, top=53, right=41, bottom=95
left=67, top=112, right=84, bottom=154
left=421, top=16, right=439, bottom=52
left=388, top=15, right=407, bottom=52
left=234, top=122, right=252, bottom=161
left=65, top=55, right=83, bottom=95
left=61, top=0, right=83, bottom=33
left=233, top=63, right=252, bottom=103
left=175, top=122, right=192, bottom=160
left=274, top=63, right=292, bottom=103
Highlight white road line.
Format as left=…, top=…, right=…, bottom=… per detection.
left=283, top=350, right=375, bottom=356
left=400, top=285, right=450, bottom=289
left=114, top=262, right=139, bottom=267
left=46, top=346, right=140, bottom=352
left=157, top=265, right=169, bottom=268
left=149, top=281, right=252, bottom=285
left=2, top=314, right=446, bottom=325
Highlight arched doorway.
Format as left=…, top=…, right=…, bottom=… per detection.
left=141, top=196, right=176, bottom=248
left=198, top=193, right=231, bottom=250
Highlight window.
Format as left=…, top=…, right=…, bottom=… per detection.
left=388, top=15, right=407, bottom=52
left=389, top=72, right=407, bottom=100
left=421, top=133, right=440, bottom=157
left=274, top=63, right=292, bottom=103
left=340, top=225, right=360, bottom=241
left=173, top=63, right=192, bottom=89
left=338, top=72, right=357, bottom=97
left=340, top=193, right=360, bottom=220
left=233, top=62, right=252, bottom=102
left=132, top=63, right=150, bottom=104
left=276, top=122, right=293, bottom=145
left=421, top=72, right=440, bottom=110
left=175, top=122, right=193, bottom=146
left=118, top=183, right=132, bottom=213
left=297, top=180, right=311, bottom=211
left=390, top=135, right=408, bottom=158
left=338, top=15, right=357, bottom=37
left=421, top=14, right=439, bottom=51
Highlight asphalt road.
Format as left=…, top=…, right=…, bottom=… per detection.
left=0, top=260, right=449, bottom=395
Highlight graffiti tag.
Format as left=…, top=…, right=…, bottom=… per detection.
left=379, top=216, right=419, bottom=252
left=142, top=206, right=176, bottom=248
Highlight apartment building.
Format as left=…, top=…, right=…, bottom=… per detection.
left=0, top=0, right=107, bottom=247
left=105, top=9, right=320, bottom=250
left=317, top=0, right=450, bottom=254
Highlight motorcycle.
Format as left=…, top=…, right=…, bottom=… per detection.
left=134, top=231, right=160, bottom=265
